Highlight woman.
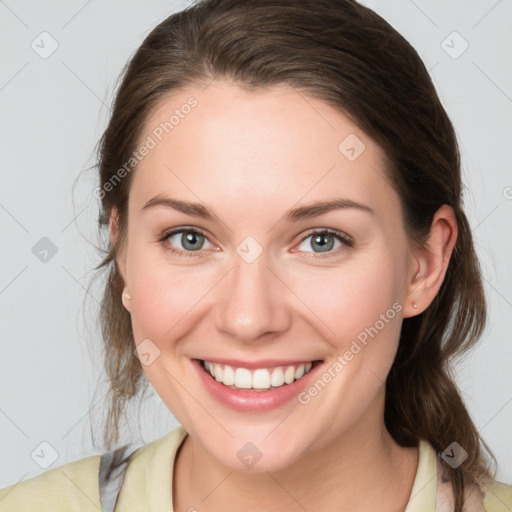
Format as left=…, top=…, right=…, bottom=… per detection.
left=1, top=0, right=510, bottom=511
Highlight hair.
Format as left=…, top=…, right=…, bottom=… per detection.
left=92, top=0, right=496, bottom=509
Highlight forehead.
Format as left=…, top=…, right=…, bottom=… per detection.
left=129, top=80, right=398, bottom=221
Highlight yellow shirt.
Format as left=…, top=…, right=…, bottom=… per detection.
left=0, top=425, right=510, bottom=511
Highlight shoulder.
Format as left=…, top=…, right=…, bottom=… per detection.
left=0, top=455, right=102, bottom=512
left=432, top=443, right=512, bottom=512
left=447, top=474, right=512, bottom=511
left=441, top=474, right=512, bottom=511
left=480, top=478, right=512, bottom=512
left=0, top=427, right=188, bottom=512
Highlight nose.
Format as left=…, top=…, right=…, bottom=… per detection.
left=214, top=252, right=292, bottom=344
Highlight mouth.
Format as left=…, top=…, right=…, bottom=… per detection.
left=192, top=358, right=324, bottom=412
left=199, top=359, right=321, bottom=391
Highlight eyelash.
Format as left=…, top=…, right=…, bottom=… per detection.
left=158, top=227, right=353, bottom=259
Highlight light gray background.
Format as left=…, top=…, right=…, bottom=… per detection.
left=1, top=0, right=511, bottom=489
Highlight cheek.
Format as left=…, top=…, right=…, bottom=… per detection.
left=286, top=252, right=405, bottom=381
left=292, top=261, right=402, bottom=337
left=128, top=261, right=215, bottom=343
left=124, top=256, right=219, bottom=412
left=123, top=225, right=216, bottom=338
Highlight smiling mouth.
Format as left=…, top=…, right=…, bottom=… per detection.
left=198, top=359, right=323, bottom=392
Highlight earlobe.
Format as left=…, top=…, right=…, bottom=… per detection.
left=403, top=205, right=458, bottom=318
left=121, top=287, right=131, bottom=311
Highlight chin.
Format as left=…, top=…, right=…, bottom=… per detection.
left=202, top=433, right=309, bottom=473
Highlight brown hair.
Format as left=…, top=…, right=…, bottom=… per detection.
left=92, top=0, right=496, bottom=508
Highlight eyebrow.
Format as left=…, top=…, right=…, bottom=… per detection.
left=141, top=195, right=375, bottom=222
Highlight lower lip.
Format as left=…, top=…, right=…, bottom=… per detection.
left=192, top=359, right=323, bottom=412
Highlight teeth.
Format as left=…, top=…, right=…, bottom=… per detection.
left=223, top=364, right=235, bottom=385
left=253, top=369, right=271, bottom=389
left=234, top=368, right=252, bottom=389
left=284, top=366, right=295, bottom=384
left=294, top=364, right=305, bottom=380
left=202, top=360, right=315, bottom=390
left=270, top=367, right=285, bottom=387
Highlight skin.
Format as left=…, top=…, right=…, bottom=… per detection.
left=110, top=79, right=457, bottom=511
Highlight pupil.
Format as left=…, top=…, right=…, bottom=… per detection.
left=313, top=234, right=333, bottom=252
left=183, top=232, right=203, bottom=251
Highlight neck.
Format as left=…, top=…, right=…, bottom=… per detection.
left=173, top=394, right=419, bottom=512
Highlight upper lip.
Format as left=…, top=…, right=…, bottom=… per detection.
left=195, top=358, right=322, bottom=369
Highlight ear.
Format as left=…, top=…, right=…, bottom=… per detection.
left=109, top=207, right=130, bottom=311
left=403, top=205, right=458, bottom=318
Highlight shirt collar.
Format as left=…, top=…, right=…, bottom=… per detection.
left=405, top=439, right=437, bottom=512
left=118, top=427, right=437, bottom=511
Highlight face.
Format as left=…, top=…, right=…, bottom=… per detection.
left=115, top=80, right=417, bottom=471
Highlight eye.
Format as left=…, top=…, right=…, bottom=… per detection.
left=158, top=227, right=352, bottom=259
left=159, top=227, right=215, bottom=257
left=294, top=229, right=353, bottom=257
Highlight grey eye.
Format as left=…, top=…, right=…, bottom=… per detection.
left=297, top=232, right=344, bottom=253
left=167, top=230, right=212, bottom=251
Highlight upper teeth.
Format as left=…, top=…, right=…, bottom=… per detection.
left=203, top=361, right=314, bottom=390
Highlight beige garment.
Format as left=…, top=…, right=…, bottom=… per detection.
left=1, top=426, right=511, bottom=511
